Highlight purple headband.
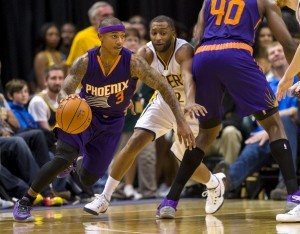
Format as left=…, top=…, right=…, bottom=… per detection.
left=98, top=25, right=125, bottom=34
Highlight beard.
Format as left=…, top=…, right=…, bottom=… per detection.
left=155, top=39, right=172, bottom=53
left=48, top=86, right=61, bottom=94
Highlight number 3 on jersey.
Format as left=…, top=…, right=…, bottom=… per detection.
left=211, top=0, right=245, bottom=25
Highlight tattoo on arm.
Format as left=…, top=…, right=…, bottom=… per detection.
left=131, top=54, right=185, bottom=122
left=58, top=55, right=88, bottom=102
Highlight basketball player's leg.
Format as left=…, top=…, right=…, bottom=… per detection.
left=13, top=139, right=79, bottom=222
left=255, top=110, right=299, bottom=210
left=157, top=123, right=225, bottom=218
left=226, top=48, right=299, bottom=206
left=105, top=99, right=174, bottom=199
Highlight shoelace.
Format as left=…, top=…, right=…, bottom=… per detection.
left=91, top=194, right=108, bottom=208
left=202, top=186, right=220, bottom=205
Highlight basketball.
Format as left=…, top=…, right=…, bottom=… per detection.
left=56, top=97, right=92, bottom=134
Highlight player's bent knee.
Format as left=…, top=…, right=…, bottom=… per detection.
left=127, top=129, right=154, bottom=151
left=56, top=139, right=79, bottom=164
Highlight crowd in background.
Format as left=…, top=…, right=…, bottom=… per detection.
left=0, top=1, right=300, bottom=209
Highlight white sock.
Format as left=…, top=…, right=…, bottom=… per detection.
left=205, top=172, right=219, bottom=189
left=103, top=176, right=120, bottom=201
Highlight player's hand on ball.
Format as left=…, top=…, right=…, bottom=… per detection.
left=184, top=103, right=207, bottom=119
left=177, top=121, right=196, bottom=150
left=59, top=94, right=82, bottom=104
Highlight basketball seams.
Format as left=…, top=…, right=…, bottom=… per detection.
left=56, top=100, right=68, bottom=130
left=66, top=99, right=83, bottom=132
left=70, top=101, right=92, bottom=134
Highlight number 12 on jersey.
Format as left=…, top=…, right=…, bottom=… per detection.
left=210, top=0, right=245, bottom=26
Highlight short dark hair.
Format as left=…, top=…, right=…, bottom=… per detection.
left=44, top=65, right=64, bottom=80
left=99, top=17, right=123, bottom=28
left=5, top=79, right=28, bottom=97
left=150, top=15, right=175, bottom=31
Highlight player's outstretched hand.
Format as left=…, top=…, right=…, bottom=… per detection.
left=184, top=103, right=207, bottom=119
left=177, top=121, right=195, bottom=150
left=276, top=75, right=294, bottom=101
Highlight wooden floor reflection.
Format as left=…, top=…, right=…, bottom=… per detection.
left=0, top=199, right=299, bottom=233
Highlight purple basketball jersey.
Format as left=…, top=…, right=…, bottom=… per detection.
left=193, top=0, right=277, bottom=122
left=202, top=0, right=261, bottom=46
left=79, top=47, right=137, bottom=117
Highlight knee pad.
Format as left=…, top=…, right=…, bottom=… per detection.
left=55, top=140, right=79, bottom=164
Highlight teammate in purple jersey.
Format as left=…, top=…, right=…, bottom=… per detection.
left=157, top=0, right=300, bottom=220
left=13, top=17, right=195, bottom=222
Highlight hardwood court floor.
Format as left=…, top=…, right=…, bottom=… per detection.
left=0, top=199, right=298, bottom=234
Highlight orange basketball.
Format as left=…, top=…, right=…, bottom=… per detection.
left=56, top=97, right=92, bottom=134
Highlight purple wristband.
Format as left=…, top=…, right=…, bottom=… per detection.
left=98, top=25, right=125, bottom=34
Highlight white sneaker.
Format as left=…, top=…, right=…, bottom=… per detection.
left=276, top=204, right=300, bottom=222
left=202, top=173, right=226, bottom=214
left=0, top=198, right=14, bottom=209
left=83, top=194, right=109, bottom=216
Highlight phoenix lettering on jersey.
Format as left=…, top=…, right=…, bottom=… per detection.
left=163, top=74, right=183, bottom=88
left=86, top=80, right=129, bottom=96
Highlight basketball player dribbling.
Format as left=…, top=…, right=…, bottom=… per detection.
left=13, top=17, right=196, bottom=222
left=166, top=0, right=300, bottom=222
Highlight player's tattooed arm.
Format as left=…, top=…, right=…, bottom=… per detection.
left=130, top=54, right=185, bottom=123
left=58, top=54, right=88, bottom=102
